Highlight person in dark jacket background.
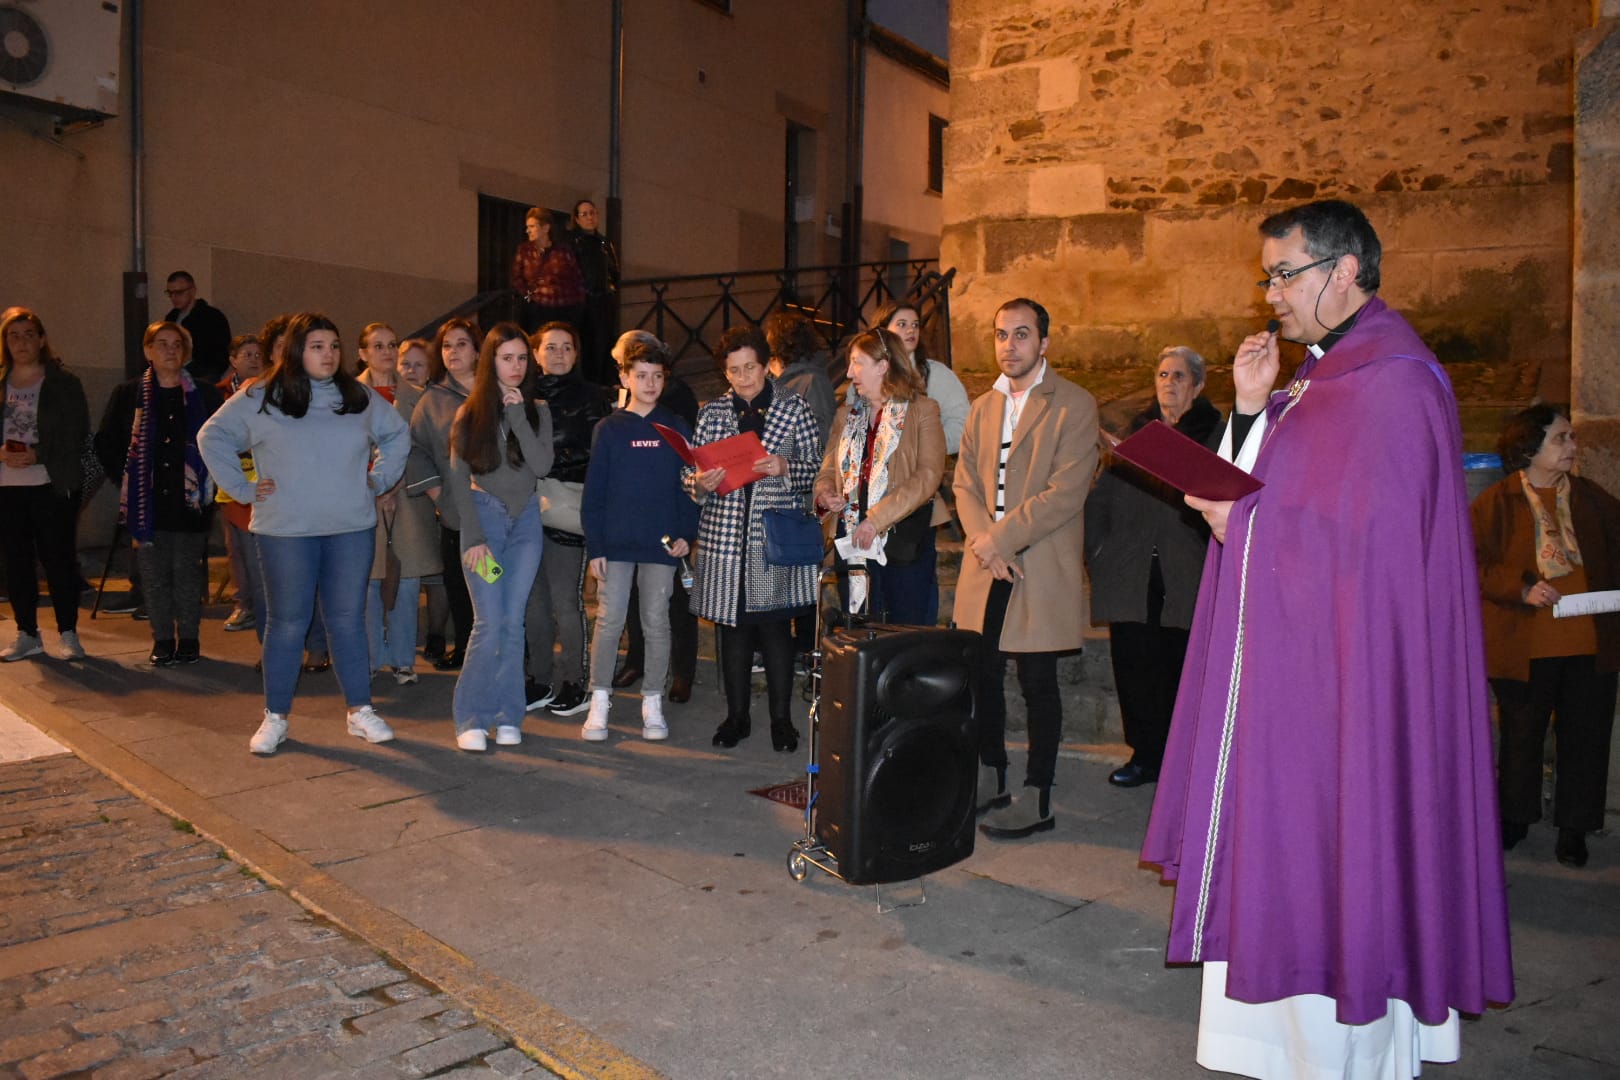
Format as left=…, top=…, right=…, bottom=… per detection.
left=566, top=199, right=621, bottom=386
left=524, top=321, right=612, bottom=718
left=162, top=270, right=232, bottom=383
left=1085, top=345, right=1220, bottom=788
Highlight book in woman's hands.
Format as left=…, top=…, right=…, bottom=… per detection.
left=651, top=423, right=768, bottom=496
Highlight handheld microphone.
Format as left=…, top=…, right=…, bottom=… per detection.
left=1266, top=319, right=1280, bottom=334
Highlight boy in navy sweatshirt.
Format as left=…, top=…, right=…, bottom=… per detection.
left=580, top=337, right=699, bottom=740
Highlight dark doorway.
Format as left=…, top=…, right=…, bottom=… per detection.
left=784, top=122, right=815, bottom=300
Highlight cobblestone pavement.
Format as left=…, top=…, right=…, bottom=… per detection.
left=0, top=752, right=556, bottom=1080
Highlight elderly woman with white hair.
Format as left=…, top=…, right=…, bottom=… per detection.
left=1084, top=345, right=1222, bottom=788
left=601, top=329, right=702, bottom=703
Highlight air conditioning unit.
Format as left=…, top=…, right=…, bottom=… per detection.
left=0, top=1, right=122, bottom=119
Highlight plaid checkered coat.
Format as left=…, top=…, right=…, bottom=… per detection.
left=686, top=380, right=822, bottom=625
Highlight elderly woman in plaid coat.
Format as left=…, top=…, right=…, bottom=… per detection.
left=686, top=325, right=823, bottom=753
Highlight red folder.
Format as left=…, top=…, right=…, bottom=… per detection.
left=651, top=423, right=768, bottom=496
left=1110, top=420, right=1263, bottom=502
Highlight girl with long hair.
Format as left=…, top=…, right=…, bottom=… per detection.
left=199, top=313, right=410, bottom=754
left=445, top=323, right=553, bottom=751
left=406, top=317, right=482, bottom=669
left=0, top=307, right=90, bottom=662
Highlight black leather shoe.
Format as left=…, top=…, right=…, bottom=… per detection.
left=770, top=721, right=800, bottom=753
left=174, top=639, right=201, bottom=664
left=423, top=635, right=446, bottom=661
left=149, top=641, right=176, bottom=666
left=1556, top=828, right=1589, bottom=868
left=1501, top=820, right=1529, bottom=851
left=611, top=665, right=642, bottom=689
left=302, top=650, right=331, bottom=673
left=711, top=717, right=751, bottom=748
left=1108, top=761, right=1158, bottom=788
left=667, top=675, right=692, bottom=704
left=433, top=649, right=463, bottom=671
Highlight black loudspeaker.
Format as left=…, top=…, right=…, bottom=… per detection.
left=815, top=625, right=982, bottom=885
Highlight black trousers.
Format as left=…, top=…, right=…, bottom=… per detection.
left=1108, top=557, right=1190, bottom=774
left=438, top=524, right=473, bottom=656
left=622, top=575, right=697, bottom=682
left=1492, top=654, right=1618, bottom=832
left=975, top=577, right=1063, bottom=789
left=0, top=485, right=81, bottom=636
left=718, top=619, right=795, bottom=728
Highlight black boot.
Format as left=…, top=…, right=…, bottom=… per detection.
left=1556, top=827, right=1589, bottom=868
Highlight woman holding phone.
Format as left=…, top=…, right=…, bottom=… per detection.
left=445, top=323, right=554, bottom=751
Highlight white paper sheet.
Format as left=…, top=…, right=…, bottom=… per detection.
left=1553, top=589, right=1620, bottom=618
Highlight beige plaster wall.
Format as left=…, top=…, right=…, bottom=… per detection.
left=861, top=49, right=949, bottom=260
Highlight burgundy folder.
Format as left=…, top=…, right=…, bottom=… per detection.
left=1109, top=420, right=1263, bottom=502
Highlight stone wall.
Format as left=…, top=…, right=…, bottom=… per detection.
left=943, top=0, right=1588, bottom=405
left=1574, top=18, right=1620, bottom=497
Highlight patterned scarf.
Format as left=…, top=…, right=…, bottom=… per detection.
left=120, top=368, right=213, bottom=544
left=1520, top=470, right=1582, bottom=581
left=835, top=396, right=909, bottom=543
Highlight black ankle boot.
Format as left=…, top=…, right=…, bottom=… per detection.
left=770, top=720, right=800, bottom=753
left=712, top=717, right=751, bottom=748
left=1556, top=827, right=1589, bottom=868
left=1501, top=819, right=1528, bottom=851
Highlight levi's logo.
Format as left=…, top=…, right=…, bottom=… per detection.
left=630, top=439, right=661, bottom=448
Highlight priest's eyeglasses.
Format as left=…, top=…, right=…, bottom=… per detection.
left=1256, top=257, right=1335, bottom=291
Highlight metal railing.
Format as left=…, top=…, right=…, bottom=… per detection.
left=406, top=258, right=956, bottom=386
left=619, top=258, right=954, bottom=379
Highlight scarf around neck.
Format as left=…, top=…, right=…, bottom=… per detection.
left=121, top=368, right=213, bottom=544
left=1520, top=470, right=1582, bottom=581
left=836, top=396, right=909, bottom=542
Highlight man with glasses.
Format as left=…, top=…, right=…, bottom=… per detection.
left=1141, top=200, right=1513, bottom=1075
left=162, top=271, right=232, bottom=382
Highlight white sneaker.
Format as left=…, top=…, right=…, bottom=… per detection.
left=393, top=667, right=419, bottom=686
left=641, top=694, right=668, bottom=741
left=346, top=705, right=395, bottom=744
left=55, top=631, right=85, bottom=661
left=456, top=728, right=488, bottom=752
left=581, top=690, right=611, bottom=741
left=250, top=710, right=289, bottom=754
left=2, top=632, right=43, bottom=662
left=494, top=725, right=522, bottom=746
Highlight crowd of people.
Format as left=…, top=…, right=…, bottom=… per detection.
left=5, top=196, right=1618, bottom=1078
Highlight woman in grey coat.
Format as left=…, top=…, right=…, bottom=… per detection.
left=687, top=325, right=822, bottom=752
left=368, top=379, right=443, bottom=683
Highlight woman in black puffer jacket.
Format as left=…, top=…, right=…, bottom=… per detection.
left=524, top=321, right=612, bottom=717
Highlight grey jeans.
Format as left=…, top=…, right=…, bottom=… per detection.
left=136, top=529, right=209, bottom=642
left=526, top=540, right=588, bottom=686
left=589, top=561, right=674, bottom=695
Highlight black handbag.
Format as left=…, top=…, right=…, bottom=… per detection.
left=883, top=502, right=934, bottom=566
left=763, top=508, right=825, bottom=566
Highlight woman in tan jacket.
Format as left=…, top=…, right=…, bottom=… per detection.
left=814, top=327, right=945, bottom=625
left=1472, top=404, right=1620, bottom=868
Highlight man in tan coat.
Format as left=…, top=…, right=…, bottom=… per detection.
left=955, top=298, right=1098, bottom=838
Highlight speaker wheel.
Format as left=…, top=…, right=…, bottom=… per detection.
left=787, top=851, right=809, bottom=881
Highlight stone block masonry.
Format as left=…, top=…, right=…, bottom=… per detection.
left=943, top=0, right=1587, bottom=403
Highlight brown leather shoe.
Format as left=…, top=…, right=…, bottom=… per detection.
left=667, top=675, right=692, bottom=703
left=611, top=665, right=642, bottom=689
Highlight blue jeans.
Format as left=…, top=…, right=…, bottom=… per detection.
left=367, top=577, right=421, bottom=671
left=256, top=528, right=375, bottom=715
left=868, top=523, right=937, bottom=626
left=453, top=491, right=543, bottom=734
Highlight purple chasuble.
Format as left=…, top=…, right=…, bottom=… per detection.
left=1140, top=297, right=1514, bottom=1026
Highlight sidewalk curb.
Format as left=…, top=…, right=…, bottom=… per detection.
left=4, top=679, right=668, bottom=1080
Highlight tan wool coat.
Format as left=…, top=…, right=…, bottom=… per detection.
left=953, top=369, right=1098, bottom=652
left=814, top=394, right=946, bottom=534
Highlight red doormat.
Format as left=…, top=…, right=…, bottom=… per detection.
left=748, top=777, right=808, bottom=808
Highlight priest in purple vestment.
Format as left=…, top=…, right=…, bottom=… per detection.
left=1141, top=200, right=1514, bottom=1078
